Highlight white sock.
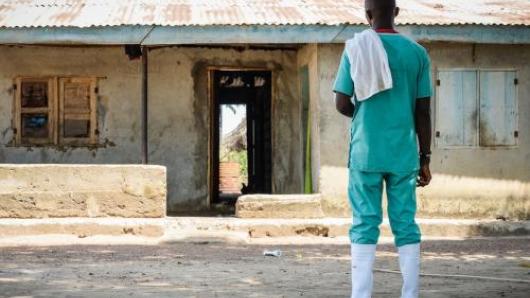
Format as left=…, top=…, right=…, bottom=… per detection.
left=351, top=244, right=377, bottom=298
left=398, top=243, right=420, bottom=298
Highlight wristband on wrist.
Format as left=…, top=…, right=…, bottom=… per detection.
left=419, top=151, right=432, bottom=158
left=419, top=151, right=431, bottom=164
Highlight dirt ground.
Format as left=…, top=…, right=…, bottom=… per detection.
left=0, top=237, right=529, bottom=298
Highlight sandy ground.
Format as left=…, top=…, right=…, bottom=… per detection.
left=0, top=238, right=529, bottom=298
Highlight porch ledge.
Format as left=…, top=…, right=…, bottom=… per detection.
left=0, top=164, right=167, bottom=218
left=235, top=194, right=324, bottom=219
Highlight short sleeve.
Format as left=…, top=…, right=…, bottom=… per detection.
left=333, top=50, right=354, bottom=97
left=417, top=49, right=432, bottom=99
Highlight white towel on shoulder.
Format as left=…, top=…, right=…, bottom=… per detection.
left=345, top=29, right=393, bottom=101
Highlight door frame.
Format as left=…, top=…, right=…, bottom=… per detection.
left=207, top=66, right=274, bottom=207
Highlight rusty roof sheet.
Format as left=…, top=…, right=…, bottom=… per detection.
left=0, top=0, right=529, bottom=28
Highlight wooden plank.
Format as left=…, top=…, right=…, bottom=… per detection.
left=20, top=107, right=49, bottom=113
left=462, top=71, right=479, bottom=147
left=89, top=77, right=98, bottom=144
left=14, top=77, right=21, bottom=145
left=21, top=138, right=53, bottom=145
left=479, top=71, right=517, bottom=147
left=63, top=80, right=91, bottom=112
left=63, top=108, right=91, bottom=114
left=52, top=77, right=58, bottom=144
left=47, top=78, right=54, bottom=144
left=435, top=70, right=478, bottom=148
left=58, top=77, right=67, bottom=143
left=63, top=114, right=90, bottom=120
left=61, top=137, right=91, bottom=144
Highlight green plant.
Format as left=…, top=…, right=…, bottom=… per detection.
left=221, top=149, right=248, bottom=182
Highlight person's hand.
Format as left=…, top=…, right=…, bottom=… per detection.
left=417, top=164, right=431, bottom=187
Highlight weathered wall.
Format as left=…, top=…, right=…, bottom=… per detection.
left=148, top=46, right=302, bottom=212
left=0, top=164, right=166, bottom=218
left=425, top=43, right=530, bottom=181
left=316, top=43, right=530, bottom=219
left=296, top=44, right=321, bottom=192
left=314, top=44, right=353, bottom=216
left=0, top=45, right=303, bottom=213
left=0, top=45, right=142, bottom=164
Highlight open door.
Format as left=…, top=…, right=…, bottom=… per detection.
left=211, top=70, right=272, bottom=205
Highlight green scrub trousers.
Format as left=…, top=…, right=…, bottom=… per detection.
left=348, top=170, right=421, bottom=247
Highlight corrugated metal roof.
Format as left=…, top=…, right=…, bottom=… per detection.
left=0, top=0, right=529, bottom=28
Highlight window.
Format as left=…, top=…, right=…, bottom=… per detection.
left=14, top=77, right=98, bottom=146
left=435, top=70, right=518, bottom=148
left=14, top=78, right=54, bottom=145
left=479, top=71, right=518, bottom=147
left=59, top=78, right=97, bottom=145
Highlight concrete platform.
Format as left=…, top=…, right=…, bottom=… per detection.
left=0, top=164, right=167, bottom=218
left=235, top=194, right=324, bottom=218
left=319, top=168, right=530, bottom=220
left=235, top=188, right=530, bottom=220
left=0, top=217, right=528, bottom=247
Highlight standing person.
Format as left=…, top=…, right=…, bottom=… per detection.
left=333, top=1, right=432, bottom=297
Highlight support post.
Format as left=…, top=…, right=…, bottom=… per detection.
left=141, top=46, right=148, bottom=164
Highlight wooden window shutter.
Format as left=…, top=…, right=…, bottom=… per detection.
left=479, top=71, right=518, bottom=147
left=14, top=77, right=55, bottom=145
left=59, top=77, right=97, bottom=145
left=435, top=70, right=479, bottom=148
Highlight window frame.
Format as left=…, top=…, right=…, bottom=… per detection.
left=14, top=77, right=56, bottom=145
left=13, top=76, right=98, bottom=147
left=434, top=68, right=518, bottom=150
left=58, top=77, right=98, bottom=146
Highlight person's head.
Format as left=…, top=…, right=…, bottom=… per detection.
left=364, top=0, right=399, bottom=28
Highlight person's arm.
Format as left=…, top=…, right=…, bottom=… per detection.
left=333, top=50, right=355, bottom=117
left=415, top=98, right=431, bottom=187
left=416, top=48, right=433, bottom=187
left=335, top=92, right=355, bottom=118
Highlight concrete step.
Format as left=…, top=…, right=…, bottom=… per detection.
left=0, top=218, right=165, bottom=238
left=164, top=217, right=530, bottom=238
left=0, top=217, right=528, bottom=246
left=236, top=194, right=324, bottom=218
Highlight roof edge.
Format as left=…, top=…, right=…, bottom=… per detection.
left=0, top=25, right=529, bottom=45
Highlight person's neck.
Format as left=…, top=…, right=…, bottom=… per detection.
left=371, top=21, right=395, bottom=31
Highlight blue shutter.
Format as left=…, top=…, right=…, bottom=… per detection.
left=435, top=70, right=478, bottom=148
left=479, top=71, right=517, bottom=147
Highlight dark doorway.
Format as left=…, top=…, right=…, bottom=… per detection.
left=211, top=70, right=272, bottom=205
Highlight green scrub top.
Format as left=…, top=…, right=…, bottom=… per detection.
left=333, top=33, right=432, bottom=173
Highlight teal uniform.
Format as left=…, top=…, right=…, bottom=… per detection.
left=334, top=33, right=432, bottom=247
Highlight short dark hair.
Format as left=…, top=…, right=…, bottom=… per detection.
left=365, top=0, right=396, bottom=10
left=365, top=0, right=396, bottom=22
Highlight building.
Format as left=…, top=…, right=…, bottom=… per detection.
left=1, top=0, right=529, bottom=219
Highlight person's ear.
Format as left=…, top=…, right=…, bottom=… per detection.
left=365, top=10, right=373, bottom=26
left=395, top=7, right=400, bottom=17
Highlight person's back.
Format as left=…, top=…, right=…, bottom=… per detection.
left=346, top=33, right=431, bottom=172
